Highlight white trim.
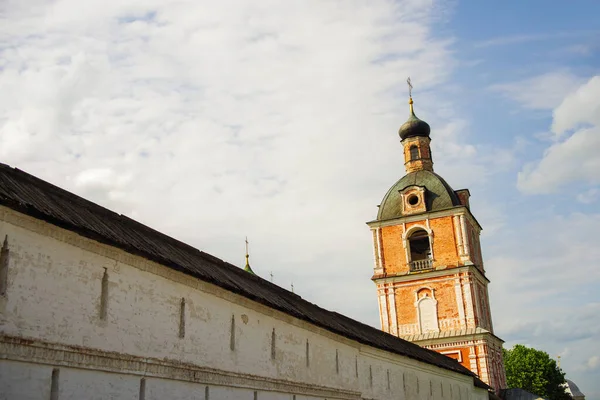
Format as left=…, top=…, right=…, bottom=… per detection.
left=473, top=281, right=482, bottom=328
left=454, top=278, right=467, bottom=329
left=454, top=215, right=464, bottom=255
left=379, top=290, right=389, bottom=333
left=463, top=278, right=476, bottom=328
left=371, top=228, right=380, bottom=272
left=388, top=288, right=398, bottom=336
left=372, top=265, right=489, bottom=285
left=460, top=215, right=470, bottom=259
left=414, top=289, right=440, bottom=334
left=440, top=350, right=462, bottom=363
left=416, top=296, right=440, bottom=334
left=376, top=227, right=383, bottom=271
left=402, top=224, right=431, bottom=240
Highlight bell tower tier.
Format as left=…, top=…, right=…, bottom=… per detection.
left=367, top=83, right=506, bottom=393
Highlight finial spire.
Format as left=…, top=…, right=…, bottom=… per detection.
left=407, top=76, right=414, bottom=114
left=243, top=237, right=255, bottom=275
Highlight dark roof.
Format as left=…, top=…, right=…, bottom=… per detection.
left=377, top=170, right=462, bottom=220
left=399, top=108, right=431, bottom=140
left=565, top=379, right=585, bottom=397
left=0, top=163, right=487, bottom=389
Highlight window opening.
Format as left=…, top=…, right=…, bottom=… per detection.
left=407, top=194, right=419, bottom=206
left=410, top=145, right=419, bottom=160
left=408, top=229, right=432, bottom=271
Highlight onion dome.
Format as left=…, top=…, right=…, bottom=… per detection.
left=399, top=97, right=431, bottom=140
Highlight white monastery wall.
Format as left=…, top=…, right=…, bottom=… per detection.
left=0, top=206, right=489, bottom=400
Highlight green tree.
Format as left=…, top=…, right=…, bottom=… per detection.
left=503, top=344, right=571, bottom=400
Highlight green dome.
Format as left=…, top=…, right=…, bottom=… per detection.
left=377, top=170, right=461, bottom=220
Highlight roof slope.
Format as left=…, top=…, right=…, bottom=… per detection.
left=0, top=163, right=487, bottom=388
left=377, top=170, right=461, bottom=220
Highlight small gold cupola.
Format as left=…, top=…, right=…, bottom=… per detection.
left=243, top=237, right=256, bottom=275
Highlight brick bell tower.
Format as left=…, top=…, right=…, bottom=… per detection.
left=366, top=80, right=506, bottom=393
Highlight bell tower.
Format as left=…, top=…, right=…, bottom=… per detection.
left=367, top=80, right=506, bottom=393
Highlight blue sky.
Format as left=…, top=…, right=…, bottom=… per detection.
left=439, top=1, right=600, bottom=397
left=1, top=0, right=599, bottom=398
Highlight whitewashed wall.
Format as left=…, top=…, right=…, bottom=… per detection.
left=0, top=206, right=489, bottom=400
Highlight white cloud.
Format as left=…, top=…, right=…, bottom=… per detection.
left=0, top=0, right=475, bottom=322
left=551, top=75, right=600, bottom=137
left=585, top=356, right=600, bottom=371
left=1, top=1, right=598, bottom=395
left=488, top=213, right=600, bottom=391
left=577, top=188, right=599, bottom=204
left=517, top=75, right=600, bottom=194
left=490, top=71, right=584, bottom=110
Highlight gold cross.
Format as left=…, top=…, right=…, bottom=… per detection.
left=407, top=77, right=413, bottom=98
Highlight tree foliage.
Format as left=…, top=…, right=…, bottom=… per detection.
left=503, top=344, right=571, bottom=400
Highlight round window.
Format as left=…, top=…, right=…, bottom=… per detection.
left=407, top=194, right=419, bottom=206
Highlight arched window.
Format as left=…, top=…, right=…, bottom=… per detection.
left=409, top=145, right=419, bottom=160
left=418, top=296, right=437, bottom=333
left=408, top=229, right=432, bottom=271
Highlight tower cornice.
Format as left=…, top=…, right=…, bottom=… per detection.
left=402, top=328, right=505, bottom=347
left=367, top=205, right=483, bottom=232
left=371, top=265, right=490, bottom=285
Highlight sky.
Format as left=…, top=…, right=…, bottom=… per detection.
left=1, top=0, right=599, bottom=397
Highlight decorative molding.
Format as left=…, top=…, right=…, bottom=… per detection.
left=454, top=278, right=467, bottom=329
left=402, top=224, right=431, bottom=240
left=373, top=267, right=489, bottom=287
left=0, top=334, right=360, bottom=399
left=367, top=205, right=482, bottom=232
left=379, top=291, right=389, bottom=333
left=377, top=227, right=385, bottom=271
left=440, top=350, right=462, bottom=363
left=400, top=328, right=494, bottom=344
left=388, top=288, right=398, bottom=336
left=415, top=294, right=439, bottom=334
left=453, top=215, right=464, bottom=256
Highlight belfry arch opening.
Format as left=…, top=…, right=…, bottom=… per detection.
left=408, top=229, right=432, bottom=271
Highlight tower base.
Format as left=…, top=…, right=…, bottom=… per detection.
left=401, top=328, right=507, bottom=393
